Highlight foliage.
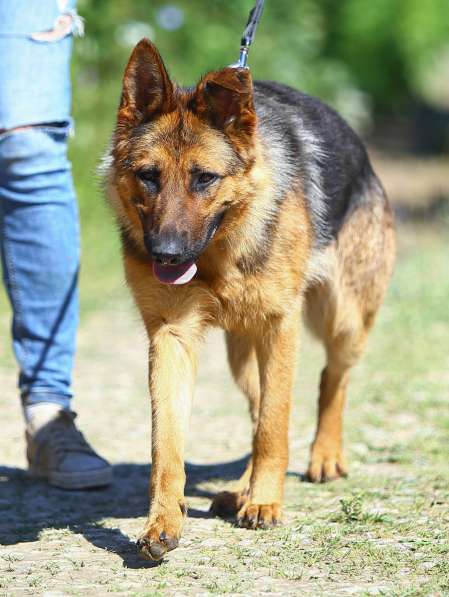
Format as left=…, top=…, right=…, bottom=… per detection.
left=73, top=0, right=449, bottom=122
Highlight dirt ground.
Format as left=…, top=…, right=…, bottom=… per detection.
left=0, top=190, right=448, bottom=595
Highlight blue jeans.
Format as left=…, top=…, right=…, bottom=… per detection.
left=0, top=1, right=81, bottom=409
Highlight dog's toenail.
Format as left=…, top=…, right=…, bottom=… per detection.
left=149, top=542, right=167, bottom=560
left=166, top=536, right=179, bottom=551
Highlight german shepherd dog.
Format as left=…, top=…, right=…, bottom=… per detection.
left=105, top=39, right=395, bottom=560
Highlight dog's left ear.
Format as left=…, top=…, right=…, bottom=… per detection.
left=195, top=68, right=256, bottom=139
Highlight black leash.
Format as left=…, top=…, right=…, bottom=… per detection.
left=233, top=0, right=265, bottom=68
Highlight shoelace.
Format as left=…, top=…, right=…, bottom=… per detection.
left=33, top=410, right=97, bottom=467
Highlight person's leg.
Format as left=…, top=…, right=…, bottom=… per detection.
left=0, top=124, right=80, bottom=408
left=0, top=0, right=79, bottom=405
left=0, top=0, right=111, bottom=488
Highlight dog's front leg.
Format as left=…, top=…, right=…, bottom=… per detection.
left=237, top=310, right=300, bottom=529
left=137, top=324, right=198, bottom=561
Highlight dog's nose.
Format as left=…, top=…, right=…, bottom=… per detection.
left=144, top=232, right=187, bottom=265
left=152, top=249, right=185, bottom=266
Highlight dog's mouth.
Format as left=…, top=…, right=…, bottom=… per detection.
left=152, top=213, right=224, bottom=286
left=152, top=260, right=197, bottom=285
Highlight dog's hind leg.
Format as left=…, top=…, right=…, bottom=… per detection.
left=305, top=299, right=367, bottom=482
left=210, top=331, right=260, bottom=517
left=304, top=191, right=395, bottom=482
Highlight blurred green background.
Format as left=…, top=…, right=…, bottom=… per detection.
left=73, top=0, right=449, bottom=140
left=69, top=0, right=449, bottom=311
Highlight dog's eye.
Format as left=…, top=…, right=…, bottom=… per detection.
left=192, top=171, right=220, bottom=191
left=198, top=172, right=217, bottom=185
left=137, top=169, right=160, bottom=193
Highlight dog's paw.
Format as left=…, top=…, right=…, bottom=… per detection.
left=306, top=444, right=348, bottom=483
left=210, top=489, right=249, bottom=518
left=236, top=502, right=281, bottom=529
left=136, top=504, right=186, bottom=561
left=137, top=531, right=179, bottom=561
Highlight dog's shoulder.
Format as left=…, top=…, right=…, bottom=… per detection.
left=253, top=80, right=383, bottom=247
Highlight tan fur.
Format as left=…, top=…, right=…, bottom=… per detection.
left=107, top=39, right=396, bottom=560
left=304, top=192, right=395, bottom=481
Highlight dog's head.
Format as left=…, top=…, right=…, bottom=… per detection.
left=111, top=38, right=258, bottom=284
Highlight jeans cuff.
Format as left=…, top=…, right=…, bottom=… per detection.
left=21, top=391, right=71, bottom=411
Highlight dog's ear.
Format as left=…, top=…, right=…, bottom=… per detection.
left=194, top=68, right=256, bottom=138
left=118, top=38, right=174, bottom=125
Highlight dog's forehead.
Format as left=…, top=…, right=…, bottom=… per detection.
left=132, top=111, right=236, bottom=168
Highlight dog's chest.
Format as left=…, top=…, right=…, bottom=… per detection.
left=205, top=269, right=299, bottom=332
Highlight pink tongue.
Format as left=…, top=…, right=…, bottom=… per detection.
left=152, top=260, right=197, bottom=285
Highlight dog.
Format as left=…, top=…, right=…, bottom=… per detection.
left=104, top=38, right=395, bottom=561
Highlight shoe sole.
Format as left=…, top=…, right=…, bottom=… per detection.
left=29, top=464, right=112, bottom=490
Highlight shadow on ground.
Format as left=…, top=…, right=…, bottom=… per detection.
left=0, top=460, right=302, bottom=568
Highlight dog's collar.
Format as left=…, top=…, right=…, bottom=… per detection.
left=230, top=0, right=265, bottom=69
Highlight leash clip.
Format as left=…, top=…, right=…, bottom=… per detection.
left=237, top=45, right=250, bottom=69
left=229, top=0, right=265, bottom=70
left=230, top=45, right=249, bottom=69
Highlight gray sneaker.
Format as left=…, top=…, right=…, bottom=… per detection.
left=26, top=410, right=112, bottom=489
